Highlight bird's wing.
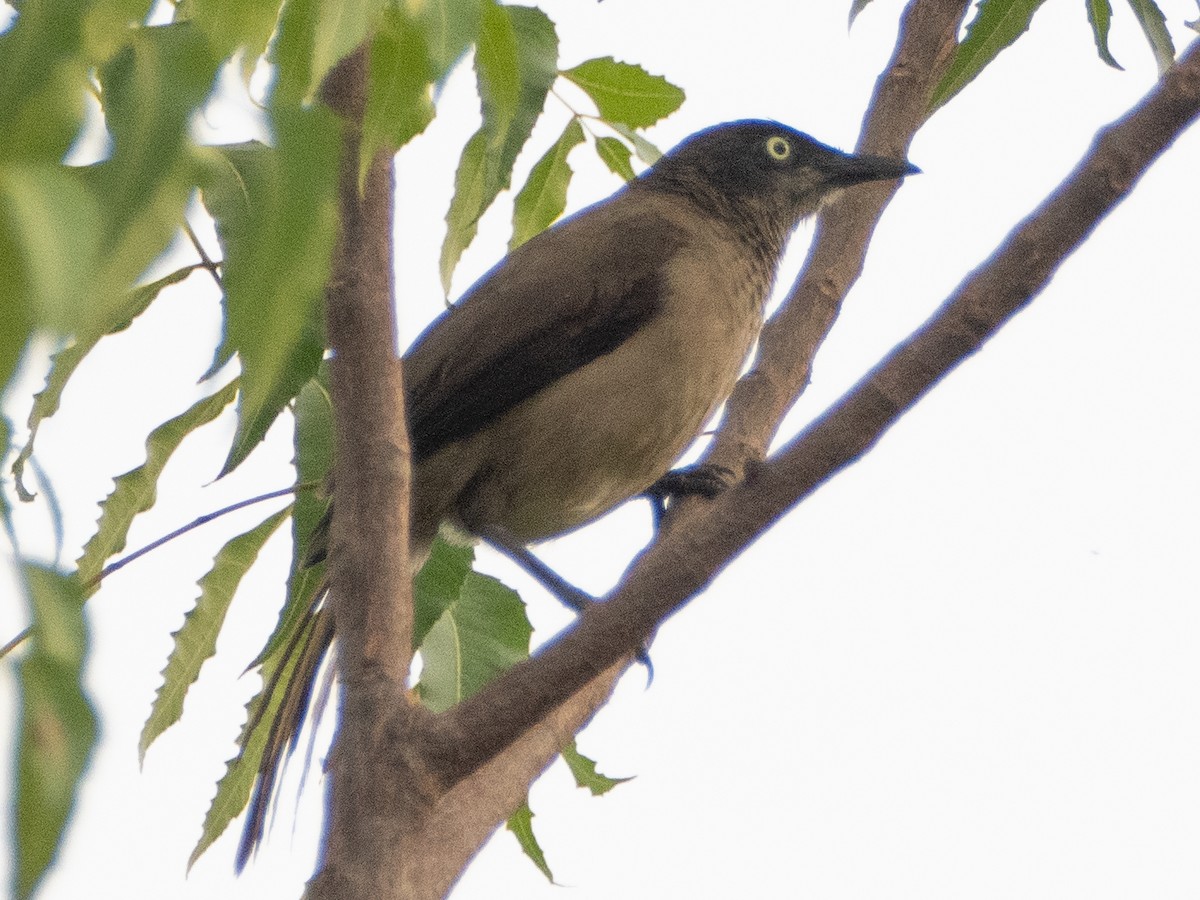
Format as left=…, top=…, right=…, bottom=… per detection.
left=404, top=192, right=687, bottom=462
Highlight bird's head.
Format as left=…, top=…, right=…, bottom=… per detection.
left=638, top=120, right=918, bottom=246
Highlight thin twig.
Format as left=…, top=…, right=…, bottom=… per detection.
left=183, top=219, right=224, bottom=289
left=0, top=484, right=311, bottom=661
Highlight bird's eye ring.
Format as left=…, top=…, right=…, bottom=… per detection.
left=766, top=135, right=791, bottom=161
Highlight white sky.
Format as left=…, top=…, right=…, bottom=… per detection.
left=4, top=0, right=1200, bottom=898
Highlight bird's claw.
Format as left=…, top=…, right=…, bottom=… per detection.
left=644, top=463, right=736, bottom=527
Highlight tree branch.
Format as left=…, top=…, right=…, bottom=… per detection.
left=307, top=48, right=429, bottom=900
left=704, top=0, right=969, bottom=478
left=430, top=33, right=1200, bottom=786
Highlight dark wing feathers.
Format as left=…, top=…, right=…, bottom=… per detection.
left=404, top=196, right=685, bottom=462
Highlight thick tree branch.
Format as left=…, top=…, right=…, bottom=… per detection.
left=429, top=35, right=1200, bottom=786
left=308, top=49, right=428, bottom=900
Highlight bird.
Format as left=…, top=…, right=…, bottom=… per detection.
left=236, top=119, right=917, bottom=866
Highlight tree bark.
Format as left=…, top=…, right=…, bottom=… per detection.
left=307, top=47, right=431, bottom=900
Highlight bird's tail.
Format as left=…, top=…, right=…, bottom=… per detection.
left=235, top=582, right=335, bottom=871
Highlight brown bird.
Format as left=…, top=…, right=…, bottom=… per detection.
left=237, top=120, right=917, bottom=866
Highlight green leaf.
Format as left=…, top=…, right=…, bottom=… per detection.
left=292, top=373, right=334, bottom=559
left=272, top=0, right=387, bottom=105
left=609, top=122, right=662, bottom=165
left=413, top=535, right=474, bottom=645
left=1086, top=0, right=1123, bottom=68
left=360, top=6, right=436, bottom=186
left=97, top=23, right=217, bottom=231
left=561, top=57, right=684, bottom=128
left=200, top=114, right=339, bottom=477
left=1126, top=0, right=1175, bottom=73
left=188, top=0, right=281, bottom=66
left=10, top=265, right=198, bottom=501
left=929, top=0, right=1050, bottom=112
left=139, top=506, right=291, bottom=762
left=81, top=1, right=161, bottom=62
left=0, top=162, right=102, bottom=337
left=848, top=0, right=875, bottom=26
left=439, top=130, right=489, bottom=294
left=439, top=3, right=559, bottom=292
left=417, top=566, right=531, bottom=713
left=88, top=22, right=218, bottom=295
left=510, top=117, right=584, bottom=250
left=476, top=0, right=521, bottom=138
left=594, top=134, right=636, bottom=181
left=410, top=0, right=481, bottom=82
left=562, top=739, right=631, bottom=796
left=75, top=380, right=239, bottom=588
left=506, top=802, right=553, bottom=882
left=13, top=564, right=95, bottom=900
left=0, top=0, right=88, bottom=162
left=250, top=373, right=333, bottom=668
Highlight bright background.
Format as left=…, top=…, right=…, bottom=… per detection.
left=3, top=0, right=1200, bottom=897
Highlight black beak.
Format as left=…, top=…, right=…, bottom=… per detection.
left=818, top=150, right=920, bottom=187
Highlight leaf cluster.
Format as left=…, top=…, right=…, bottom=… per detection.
left=0, top=1, right=681, bottom=893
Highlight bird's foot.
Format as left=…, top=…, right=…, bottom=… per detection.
left=644, top=463, right=735, bottom=527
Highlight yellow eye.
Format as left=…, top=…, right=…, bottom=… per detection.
left=766, top=135, right=791, bottom=161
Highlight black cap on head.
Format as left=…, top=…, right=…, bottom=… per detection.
left=641, top=119, right=917, bottom=211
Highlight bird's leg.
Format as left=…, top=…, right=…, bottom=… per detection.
left=477, top=525, right=654, bottom=680
left=643, top=463, right=735, bottom=527
left=476, top=525, right=597, bottom=612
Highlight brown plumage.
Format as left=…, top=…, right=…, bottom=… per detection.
left=237, top=120, right=916, bottom=867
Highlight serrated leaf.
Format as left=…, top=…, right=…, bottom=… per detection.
left=14, top=564, right=95, bottom=900
left=594, top=134, right=635, bottom=181
left=359, top=6, right=436, bottom=186
left=1086, top=0, right=1123, bottom=68
left=417, top=566, right=531, bottom=713
left=476, top=0, right=521, bottom=138
left=1126, top=0, right=1175, bottom=73
left=439, top=3, right=559, bottom=292
left=75, top=380, right=239, bottom=588
left=439, top=131, right=489, bottom=294
left=562, top=57, right=684, bottom=128
left=510, top=117, right=584, bottom=249
left=930, top=0, right=1050, bottom=112
left=562, top=739, right=631, bottom=796
left=140, top=506, right=291, bottom=762
left=11, top=265, right=198, bottom=501
left=199, top=113, right=338, bottom=477
left=848, top=0, right=875, bottom=26
left=506, top=802, right=553, bottom=882
left=609, top=122, right=662, bottom=165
